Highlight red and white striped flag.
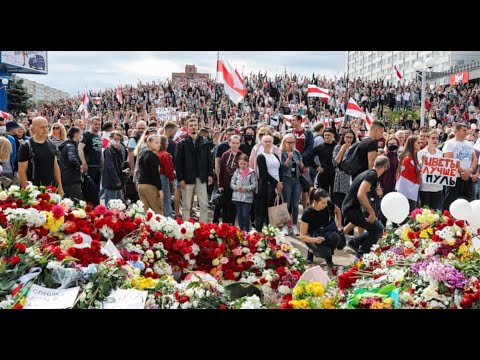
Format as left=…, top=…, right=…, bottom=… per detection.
left=334, top=116, right=344, bottom=126
left=365, top=109, right=374, bottom=130
left=116, top=85, right=123, bottom=105
left=307, top=84, right=331, bottom=99
left=77, top=92, right=89, bottom=119
left=93, top=97, right=102, bottom=105
left=216, top=52, right=247, bottom=104
left=393, top=65, right=403, bottom=81
left=345, top=98, right=366, bottom=120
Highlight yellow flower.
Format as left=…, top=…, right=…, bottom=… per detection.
left=276, top=250, right=282, bottom=259
left=290, top=299, right=309, bottom=309
left=131, top=276, right=157, bottom=290
left=312, top=285, right=325, bottom=297
left=0, top=226, right=6, bottom=238
left=210, top=268, right=217, bottom=275
left=445, top=238, right=456, bottom=246
left=417, top=214, right=426, bottom=224
left=281, top=243, right=291, bottom=251
left=322, top=298, right=335, bottom=309
left=293, top=286, right=304, bottom=296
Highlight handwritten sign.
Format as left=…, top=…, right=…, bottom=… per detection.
left=421, top=157, right=458, bottom=187
left=103, top=289, right=147, bottom=309
left=24, top=284, right=80, bottom=309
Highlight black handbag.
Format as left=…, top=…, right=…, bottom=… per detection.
left=81, top=173, right=98, bottom=204
left=299, top=171, right=313, bottom=192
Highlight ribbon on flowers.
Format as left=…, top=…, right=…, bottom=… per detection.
left=346, top=283, right=399, bottom=309
left=10, top=267, right=43, bottom=293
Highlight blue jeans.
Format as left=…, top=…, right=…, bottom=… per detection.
left=234, top=201, right=251, bottom=231
left=344, top=208, right=384, bottom=257
left=160, top=175, right=172, bottom=217
left=104, top=188, right=123, bottom=208
left=474, top=180, right=480, bottom=200
left=282, top=176, right=301, bottom=225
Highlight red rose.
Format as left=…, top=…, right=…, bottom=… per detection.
left=178, top=296, right=189, bottom=304
left=181, top=228, right=187, bottom=234
left=11, top=304, right=23, bottom=310
left=14, top=243, right=26, bottom=253
left=67, top=247, right=77, bottom=256
left=51, top=205, right=65, bottom=219
left=443, top=210, right=451, bottom=217
left=219, top=304, right=227, bottom=309
left=446, top=218, right=454, bottom=227
left=455, top=220, right=465, bottom=228
left=8, top=255, right=21, bottom=266
left=94, top=205, right=108, bottom=216
left=116, top=258, right=126, bottom=266
left=407, top=231, right=415, bottom=240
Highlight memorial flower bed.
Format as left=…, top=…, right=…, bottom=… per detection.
left=0, top=185, right=306, bottom=309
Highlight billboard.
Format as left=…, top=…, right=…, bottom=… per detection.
left=0, top=51, right=48, bottom=74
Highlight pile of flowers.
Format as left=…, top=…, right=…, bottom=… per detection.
left=327, top=208, right=480, bottom=309
left=0, top=185, right=306, bottom=309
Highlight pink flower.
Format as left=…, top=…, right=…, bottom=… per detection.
left=246, top=253, right=253, bottom=260
left=232, top=247, right=242, bottom=256
left=220, top=257, right=229, bottom=264
left=94, top=205, right=108, bottom=216
left=51, top=205, right=65, bottom=219
left=118, top=212, right=126, bottom=221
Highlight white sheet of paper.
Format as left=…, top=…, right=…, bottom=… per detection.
left=24, top=284, right=80, bottom=309
left=103, top=289, right=147, bottom=309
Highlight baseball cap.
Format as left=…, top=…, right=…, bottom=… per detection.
left=6, top=121, right=20, bottom=132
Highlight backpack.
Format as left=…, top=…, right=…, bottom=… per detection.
left=339, top=142, right=363, bottom=176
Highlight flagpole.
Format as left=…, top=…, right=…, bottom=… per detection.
left=214, top=51, right=219, bottom=125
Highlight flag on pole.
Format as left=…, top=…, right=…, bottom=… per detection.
left=365, top=109, right=374, bottom=131
left=345, top=98, right=366, bottom=120
left=393, top=65, right=403, bottom=81
left=116, top=85, right=123, bottom=105
left=216, top=52, right=247, bottom=104
left=77, top=92, right=89, bottom=119
left=307, top=84, right=331, bottom=99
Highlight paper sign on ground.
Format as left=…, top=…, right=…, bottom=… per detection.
left=24, top=284, right=80, bottom=309
left=103, top=289, right=147, bottom=309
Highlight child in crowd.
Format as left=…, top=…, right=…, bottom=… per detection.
left=230, top=154, right=256, bottom=231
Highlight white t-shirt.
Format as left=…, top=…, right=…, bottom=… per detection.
left=263, top=153, right=280, bottom=182
left=417, top=147, right=444, bottom=192
left=443, top=138, right=474, bottom=176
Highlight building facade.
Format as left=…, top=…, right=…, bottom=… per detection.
left=171, top=65, right=210, bottom=83
left=19, top=76, right=70, bottom=102
left=345, top=51, right=480, bottom=84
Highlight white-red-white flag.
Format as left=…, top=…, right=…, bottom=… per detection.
left=393, top=65, right=403, bottom=81
left=216, top=52, right=247, bottom=104
left=365, top=109, right=374, bottom=131
left=334, top=117, right=344, bottom=126
left=307, top=84, right=331, bottom=99
left=116, top=85, right=123, bottom=105
left=93, top=97, right=102, bottom=105
left=345, top=98, right=366, bottom=120
left=78, top=92, right=89, bottom=119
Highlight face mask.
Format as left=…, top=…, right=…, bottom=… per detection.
left=110, top=139, right=119, bottom=146
left=387, top=144, right=398, bottom=152
left=0, top=126, right=5, bottom=134
left=244, top=135, right=254, bottom=142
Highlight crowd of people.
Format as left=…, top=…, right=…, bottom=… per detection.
left=1, top=71, right=479, bottom=268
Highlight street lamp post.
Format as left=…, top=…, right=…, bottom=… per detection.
left=0, top=78, right=9, bottom=112
left=413, top=57, right=435, bottom=128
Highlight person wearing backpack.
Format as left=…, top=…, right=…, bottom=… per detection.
left=349, top=120, right=385, bottom=180
left=18, top=117, right=63, bottom=193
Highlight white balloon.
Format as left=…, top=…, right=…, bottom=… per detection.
left=381, top=192, right=410, bottom=224
left=471, top=123, right=477, bottom=130
left=450, top=199, right=472, bottom=221
left=469, top=200, right=480, bottom=229
left=429, top=119, right=437, bottom=127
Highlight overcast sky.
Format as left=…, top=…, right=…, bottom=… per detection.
left=20, top=51, right=345, bottom=96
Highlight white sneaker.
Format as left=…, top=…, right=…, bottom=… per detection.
left=281, top=225, right=290, bottom=236
left=291, top=225, right=300, bottom=236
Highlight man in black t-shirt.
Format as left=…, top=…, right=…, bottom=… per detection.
left=352, top=120, right=385, bottom=180
left=342, top=155, right=389, bottom=258
left=78, top=117, right=103, bottom=205
left=18, top=117, right=63, bottom=192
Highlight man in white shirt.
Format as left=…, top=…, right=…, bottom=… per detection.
left=443, top=124, right=478, bottom=210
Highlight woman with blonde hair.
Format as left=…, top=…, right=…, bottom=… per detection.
left=249, top=125, right=281, bottom=174
left=49, top=122, right=67, bottom=149
left=279, top=133, right=303, bottom=236
left=137, top=135, right=163, bottom=214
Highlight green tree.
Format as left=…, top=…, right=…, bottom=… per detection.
left=7, top=77, right=33, bottom=114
